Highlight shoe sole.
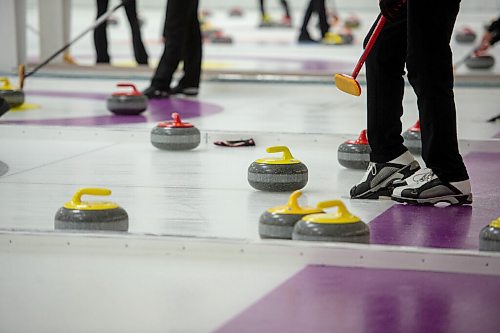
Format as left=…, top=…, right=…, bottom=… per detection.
left=352, top=161, right=420, bottom=200
left=391, top=193, right=473, bottom=206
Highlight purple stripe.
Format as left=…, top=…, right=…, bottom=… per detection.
left=370, top=152, right=500, bottom=249
left=1, top=90, right=223, bottom=126
left=215, top=265, right=500, bottom=333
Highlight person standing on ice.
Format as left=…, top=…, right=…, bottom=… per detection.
left=350, top=0, right=472, bottom=206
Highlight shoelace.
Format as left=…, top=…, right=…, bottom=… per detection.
left=368, top=162, right=377, bottom=176
left=411, top=168, right=434, bottom=184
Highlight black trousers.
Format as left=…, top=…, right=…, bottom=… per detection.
left=299, top=0, right=329, bottom=38
left=93, top=0, right=148, bottom=64
left=152, top=0, right=201, bottom=89
left=259, top=0, right=291, bottom=18
left=365, top=0, right=468, bottom=182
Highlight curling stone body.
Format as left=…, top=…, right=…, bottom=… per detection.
left=337, top=129, right=371, bottom=169
left=455, top=27, right=476, bottom=43
left=211, top=35, right=234, bottom=44
left=0, top=77, right=25, bottom=108
left=259, top=191, right=324, bottom=239
left=344, top=16, right=360, bottom=29
left=248, top=146, right=308, bottom=192
left=292, top=200, right=369, bottom=243
left=107, top=83, right=148, bottom=115
left=403, top=120, right=422, bottom=155
left=322, top=32, right=352, bottom=45
left=151, top=113, right=201, bottom=150
left=479, top=218, right=500, bottom=252
left=465, top=55, right=495, bottom=70
left=54, top=188, right=128, bottom=231
left=229, top=7, right=243, bottom=17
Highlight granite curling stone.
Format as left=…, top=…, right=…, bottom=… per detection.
left=344, top=15, right=361, bottom=29
left=292, top=200, right=369, bottom=243
left=54, top=188, right=128, bottom=231
left=248, top=146, right=308, bottom=192
left=211, top=31, right=234, bottom=44
left=229, top=7, right=243, bottom=17
left=337, top=129, right=371, bottom=169
left=454, top=26, right=476, bottom=43
left=0, top=77, right=25, bottom=108
left=107, top=83, right=148, bottom=115
left=259, top=191, right=325, bottom=239
left=479, top=217, right=500, bottom=252
left=322, top=31, right=353, bottom=45
left=465, top=54, right=495, bottom=70
left=151, top=112, right=201, bottom=150
left=403, top=120, right=422, bottom=155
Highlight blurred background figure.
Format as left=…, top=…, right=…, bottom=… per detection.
left=143, top=0, right=202, bottom=98
left=259, top=0, right=292, bottom=27
left=93, top=0, right=148, bottom=65
left=298, top=0, right=329, bottom=43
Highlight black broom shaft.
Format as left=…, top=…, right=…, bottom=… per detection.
left=25, top=1, right=125, bottom=78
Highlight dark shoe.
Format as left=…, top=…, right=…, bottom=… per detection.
left=350, top=159, right=420, bottom=199
left=0, top=97, right=10, bottom=118
left=298, top=33, right=318, bottom=44
left=170, top=85, right=199, bottom=97
left=142, top=86, right=170, bottom=99
left=392, top=168, right=473, bottom=206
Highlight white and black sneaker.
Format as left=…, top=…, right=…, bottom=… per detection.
left=350, top=151, right=421, bottom=199
left=391, top=168, right=473, bottom=206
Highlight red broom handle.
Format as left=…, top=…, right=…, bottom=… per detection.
left=351, top=15, right=387, bottom=79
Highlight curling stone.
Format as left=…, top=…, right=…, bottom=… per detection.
left=465, top=54, right=495, bottom=70
left=151, top=112, right=201, bottom=150
left=259, top=191, right=326, bottom=239
left=337, top=129, right=371, bottom=169
left=344, top=15, right=361, bottom=29
left=200, top=9, right=212, bottom=18
left=229, top=7, right=243, bottom=17
left=211, top=31, right=234, bottom=44
left=455, top=26, right=476, bottom=43
left=292, top=200, right=369, bottom=243
left=0, top=77, right=25, bottom=108
left=54, top=188, right=128, bottom=231
left=248, top=146, right=308, bottom=192
left=107, top=83, right=148, bottom=115
left=107, top=16, right=119, bottom=26
left=479, top=218, right=500, bottom=252
left=403, top=120, right=422, bottom=155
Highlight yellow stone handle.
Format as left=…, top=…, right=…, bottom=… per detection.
left=70, top=188, right=111, bottom=205
left=266, top=146, right=294, bottom=161
left=285, top=190, right=303, bottom=211
left=0, top=77, right=14, bottom=90
left=316, top=200, right=350, bottom=217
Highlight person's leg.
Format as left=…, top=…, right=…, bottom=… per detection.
left=123, top=0, right=148, bottom=65
left=393, top=0, right=471, bottom=205
left=173, top=0, right=202, bottom=95
left=280, top=0, right=291, bottom=18
left=259, top=0, right=266, bottom=17
left=366, top=12, right=407, bottom=163
left=149, top=0, right=191, bottom=91
left=350, top=9, right=420, bottom=199
left=406, top=0, right=468, bottom=182
left=312, top=0, right=329, bottom=37
left=299, top=1, right=314, bottom=41
left=93, top=0, right=110, bottom=63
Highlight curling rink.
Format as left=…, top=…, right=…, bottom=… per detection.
left=1, top=1, right=500, bottom=332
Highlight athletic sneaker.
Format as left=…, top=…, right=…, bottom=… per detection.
left=169, top=85, right=199, bottom=97
left=391, top=168, right=473, bottom=205
left=350, top=151, right=420, bottom=199
left=142, top=86, right=170, bottom=99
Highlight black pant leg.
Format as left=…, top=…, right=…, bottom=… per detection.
left=299, top=1, right=314, bottom=37
left=179, top=0, right=202, bottom=88
left=123, top=0, right=148, bottom=64
left=407, top=0, right=468, bottom=182
left=365, top=12, right=408, bottom=163
left=280, top=0, right=291, bottom=18
left=152, top=0, right=193, bottom=89
left=312, top=0, right=329, bottom=37
left=94, top=0, right=110, bottom=63
left=259, top=0, right=266, bottom=17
